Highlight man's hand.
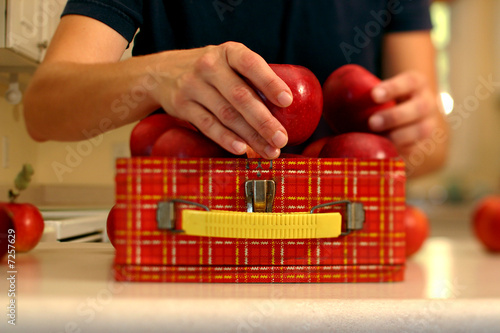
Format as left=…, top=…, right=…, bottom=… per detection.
left=150, top=42, right=292, bottom=159
left=368, top=70, right=449, bottom=177
left=369, top=70, right=439, bottom=148
left=376, top=32, right=449, bottom=177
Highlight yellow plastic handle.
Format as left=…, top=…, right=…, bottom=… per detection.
left=181, top=210, right=342, bottom=239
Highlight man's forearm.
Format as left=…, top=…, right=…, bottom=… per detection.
left=23, top=57, right=160, bottom=142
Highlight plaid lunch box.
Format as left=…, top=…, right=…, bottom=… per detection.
left=113, top=157, right=406, bottom=283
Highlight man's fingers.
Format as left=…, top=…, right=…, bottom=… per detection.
left=369, top=96, right=429, bottom=132
left=372, top=70, right=426, bottom=104
left=386, top=116, right=436, bottom=148
left=206, top=43, right=289, bottom=150
left=184, top=80, right=282, bottom=159
left=158, top=42, right=291, bottom=159
left=182, top=100, right=251, bottom=156
left=369, top=81, right=434, bottom=133
left=223, top=42, right=293, bottom=108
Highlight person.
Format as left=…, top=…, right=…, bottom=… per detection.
left=23, top=0, right=449, bottom=178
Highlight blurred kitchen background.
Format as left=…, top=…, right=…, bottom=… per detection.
left=0, top=1, right=499, bottom=240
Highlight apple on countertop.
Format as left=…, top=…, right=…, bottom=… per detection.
left=0, top=164, right=44, bottom=260
left=404, top=205, right=430, bottom=258
left=0, top=206, right=15, bottom=261
left=472, top=196, right=500, bottom=252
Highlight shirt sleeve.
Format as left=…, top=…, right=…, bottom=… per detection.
left=61, top=0, right=143, bottom=43
left=385, top=0, right=433, bottom=32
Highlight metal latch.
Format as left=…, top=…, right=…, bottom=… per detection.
left=245, top=180, right=276, bottom=212
left=157, top=199, right=209, bottom=231
left=310, top=200, right=365, bottom=236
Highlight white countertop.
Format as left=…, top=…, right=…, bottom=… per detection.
left=1, top=235, right=500, bottom=332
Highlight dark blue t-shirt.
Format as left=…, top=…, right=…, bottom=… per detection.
left=62, top=0, right=432, bottom=150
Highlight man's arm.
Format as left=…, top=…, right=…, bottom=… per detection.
left=23, top=15, right=292, bottom=159
left=23, top=15, right=156, bottom=140
left=369, top=31, right=449, bottom=177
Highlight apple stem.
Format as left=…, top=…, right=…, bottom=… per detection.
left=9, top=164, right=34, bottom=203
left=8, top=189, right=19, bottom=203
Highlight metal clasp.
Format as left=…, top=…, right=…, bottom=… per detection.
left=157, top=199, right=209, bottom=231
left=245, top=180, right=276, bottom=212
left=310, top=200, right=365, bottom=236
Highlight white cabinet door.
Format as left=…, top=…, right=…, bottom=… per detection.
left=5, top=0, right=64, bottom=63
left=6, top=0, right=45, bottom=61
left=39, top=0, right=65, bottom=60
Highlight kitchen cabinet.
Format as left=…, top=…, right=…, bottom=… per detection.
left=0, top=0, right=65, bottom=68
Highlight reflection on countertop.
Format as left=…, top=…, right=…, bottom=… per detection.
left=2, top=236, right=499, bottom=332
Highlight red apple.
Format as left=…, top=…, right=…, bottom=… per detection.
left=322, top=64, right=396, bottom=134
left=404, top=205, right=430, bottom=257
left=301, top=137, right=330, bottom=158
left=318, top=132, right=399, bottom=159
left=0, top=206, right=15, bottom=261
left=151, top=126, right=229, bottom=158
left=253, top=64, right=323, bottom=146
left=0, top=203, right=44, bottom=253
left=472, top=196, right=500, bottom=252
left=130, top=113, right=196, bottom=157
left=245, top=147, right=262, bottom=159
left=106, top=205, right=118, bottom=248
left=2, top=164, right=44, bottom=253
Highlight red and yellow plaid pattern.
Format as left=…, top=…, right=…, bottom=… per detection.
left=113, top=157, right=406, bottom=283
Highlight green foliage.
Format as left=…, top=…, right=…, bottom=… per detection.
left=14, top=164, right=34, bottom=191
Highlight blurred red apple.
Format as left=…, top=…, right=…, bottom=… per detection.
left=322, top=64, right=396, bottom=134
left=254, top=64, right=323, bottom=146
left=0, top=206, right=14, bottom=261
left=301, top=137, right=330, bottom=158
left=318, top=132, right=399, bottom=159
left=472, top=195, right=500, bottom=252
left=106, top=205, right=118, bottom=248
left=130, top=113, right=196, bottom=157
left=1, top=164, right=44, bottom=253
left=151, top=127, right=229, bottom=158
left=405, top=205, right=430, bottom=257
left=0, top=203, right=44, bottom=253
